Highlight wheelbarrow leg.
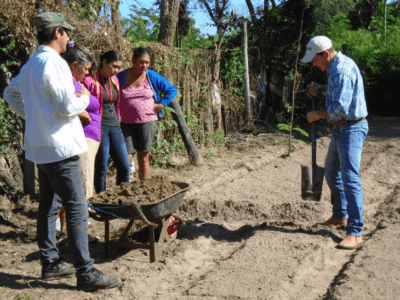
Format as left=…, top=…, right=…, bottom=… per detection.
left=105, top=220, right=110, bottom=257
left=158, top=217, right=169, bottom=243
left=149, top=224, right=156, bottom=262
left=118, top=220, right=134, bottom=243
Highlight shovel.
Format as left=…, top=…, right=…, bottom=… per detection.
left=301, top=95, right=325, bottom=201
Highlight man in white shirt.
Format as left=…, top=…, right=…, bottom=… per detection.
left=3, top=12, right=121, bottom=291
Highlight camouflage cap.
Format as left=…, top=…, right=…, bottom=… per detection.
left=32, top=12, right=75, bottom=32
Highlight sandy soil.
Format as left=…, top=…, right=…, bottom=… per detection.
left=1, top=117, right=400, bottom=300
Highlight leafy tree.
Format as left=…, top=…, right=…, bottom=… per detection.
left=180, top=19, right=216, bottom=49
left=307, top=0, right=358, bottom=26
left=314, top=1, right=400, bottom=114
left=122, top=4, right=160, bottom=43
left=122, top=4, right=214, bottom=48
left=198, top=0, right=233, bottom=33
left=62, top=0, right=105, bottom=21
left=315, top=2, right=400, bottom=81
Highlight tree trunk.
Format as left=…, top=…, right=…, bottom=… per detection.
left=158, top=0, right=180, bottom=48
left=0, top=66, right=11, bottom=99
left=367, top=0, right=379, bottom=17
left=161, top=53, right=202, bottom=165
left=211, top=83, right=223, bottom=133
left=110, top=0, right=121, bottom=34
left=264, top=0, right=270, bottom=24
left=0, top=156, right=22, bottom=193
left=168, top=100, right=203, bottom=165
left=384, top=0, right=387, bottom=43
left=205, top=101, right=214, bottom=146
left=6, top=148, right=23, bottom=185
left=356, top=7, right=365, bottom=28
left=213, top=49, right=221, bottom=82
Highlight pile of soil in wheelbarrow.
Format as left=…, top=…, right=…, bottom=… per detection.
left=89, top=175, right=180, bottom=205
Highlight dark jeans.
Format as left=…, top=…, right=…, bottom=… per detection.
left=95, top=125, right=130, bottom=193
left=37, top=155, right=94, bottom=276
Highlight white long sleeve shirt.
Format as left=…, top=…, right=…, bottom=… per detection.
left=3, top=45, right=89, bottom=164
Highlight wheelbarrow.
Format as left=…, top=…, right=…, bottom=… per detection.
left=88, top=181, right=190, bottom=262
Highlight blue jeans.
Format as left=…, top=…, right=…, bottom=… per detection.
left=325, top=120, right=369, bottom=236
left=37, top=155, right=94, bottom=276
left=95, top=125, right=130, bottom=193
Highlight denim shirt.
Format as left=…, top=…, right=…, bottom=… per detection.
left=325, top=51, right=368, bottom=123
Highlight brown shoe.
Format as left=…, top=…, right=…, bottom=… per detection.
left=337, top=235, right=363, bottom=250
left=318, top=217, right=347, bottom=226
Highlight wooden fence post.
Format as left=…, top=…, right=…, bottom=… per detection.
left=23, top=45, right=37, bottom=195
left=168, top=99, right=203, bottom=165
left=241, top=18, right=251, bottom=120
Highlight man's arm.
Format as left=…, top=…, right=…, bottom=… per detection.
left=3, top=75, right=25, bottom=119
left=44, top=58, right=89, bottom=119
left=326, top=73, right=353, bottom=120
left=306, top=82, right=329, bottom=123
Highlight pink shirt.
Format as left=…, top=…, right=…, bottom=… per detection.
left=120, top=79, right=158, bottom=124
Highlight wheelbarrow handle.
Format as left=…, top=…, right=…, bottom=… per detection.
left=118, top=199, right=153, bottom=225
left=172, top=213, right=188, bottom=225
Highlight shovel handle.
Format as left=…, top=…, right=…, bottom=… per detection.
left=311, top=98, right=317, bottom=187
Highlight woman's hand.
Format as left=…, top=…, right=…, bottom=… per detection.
left=79, top=110, right=92, bottom=125
left=75, top=86, right=90, bottom=98
left=153, top=103, right=164, bottom=114
left=80, top=85, right=90, bottom=97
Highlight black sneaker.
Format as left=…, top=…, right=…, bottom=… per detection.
left=42, top=260, right=75, bottom=281
left=77, top=268, right=121, bottom=292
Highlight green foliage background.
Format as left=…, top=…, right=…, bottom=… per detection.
left=314, top=2, right=400, bottom=86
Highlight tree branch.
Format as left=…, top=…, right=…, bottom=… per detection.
left=200, top=0, right=219, bottom=25
left=221, top=0, right=229, bottom=15
left=245, top=0, right=256, bottom=17
left=217, top=11, right=235, bottom=49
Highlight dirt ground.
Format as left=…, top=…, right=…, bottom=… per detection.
left=1, top=117, right=400, bottom=300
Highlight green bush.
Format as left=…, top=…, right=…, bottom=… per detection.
left=314, top=2, right=400, bottom=86
left=0, top=97, right=21, bottom=155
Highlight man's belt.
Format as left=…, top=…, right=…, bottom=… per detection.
left=332, top=117, right=366, bottom=128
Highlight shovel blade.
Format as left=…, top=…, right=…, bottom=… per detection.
left=312, top=164, right=325, bottom=201
left=301, top=165, right=325, bottom=201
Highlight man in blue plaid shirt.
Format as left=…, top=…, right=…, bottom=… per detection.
left=302, top=36, right=368, bottom=250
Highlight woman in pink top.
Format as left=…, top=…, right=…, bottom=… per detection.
left=117, top=47, right=177, bottom=180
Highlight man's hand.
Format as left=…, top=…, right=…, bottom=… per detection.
left=79, top=110, right=92, bottom=125
left=307, top=109, right=329, bottom=123
left=307, top=82, right=326, bottom=98
left=307, top=111, right=322, bottom=123
left=153, top=103, right=164, bottom=114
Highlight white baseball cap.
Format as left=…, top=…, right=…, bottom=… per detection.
left=301, top=36, right=333, bottom=63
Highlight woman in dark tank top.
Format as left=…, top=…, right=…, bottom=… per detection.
left=82, top=51, right=130, bottom=193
